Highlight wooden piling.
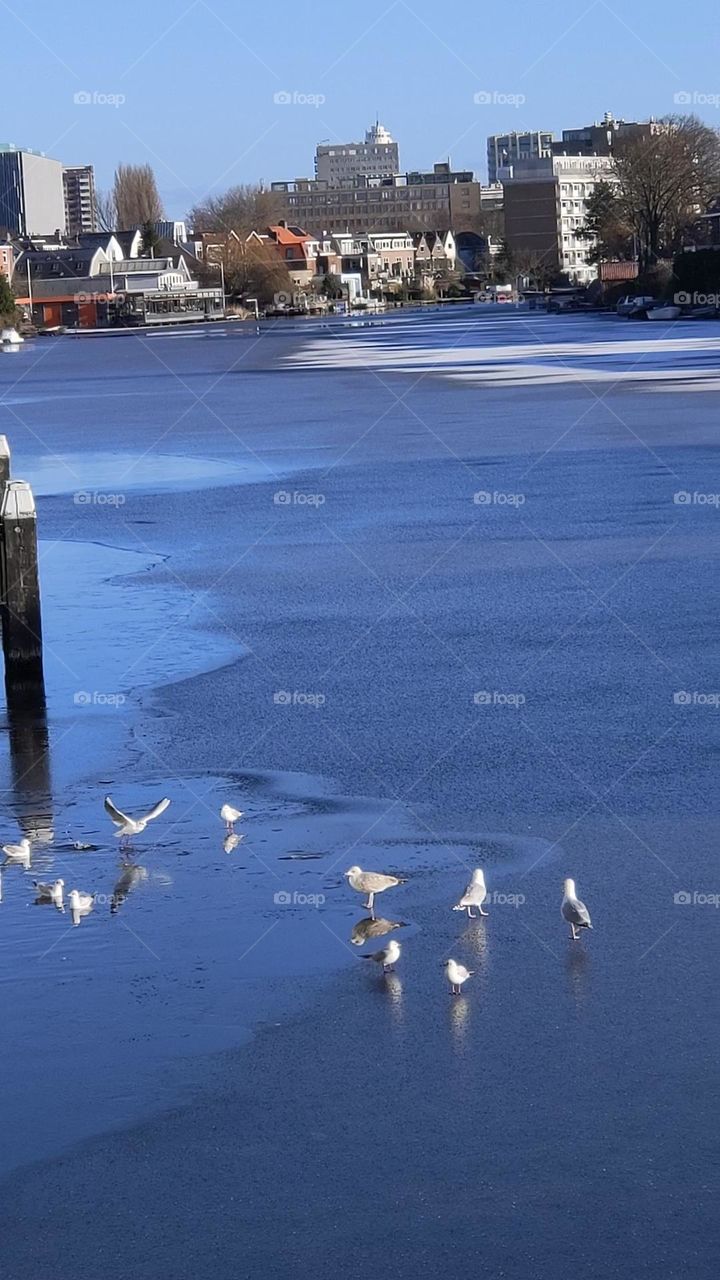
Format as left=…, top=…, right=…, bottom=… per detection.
left=0, top=479, right=45, bottom=700
left=0, top=436, right=10, bottom=489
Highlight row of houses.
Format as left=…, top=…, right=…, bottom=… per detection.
left=204, top=223, right=460, bottom=300
left=3, top=219, right=468, bottom=329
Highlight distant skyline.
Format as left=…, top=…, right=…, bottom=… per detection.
left=3, top=0, right=720, bottom=219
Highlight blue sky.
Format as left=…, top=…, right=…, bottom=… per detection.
left=4, top=0, right=720, bottom=217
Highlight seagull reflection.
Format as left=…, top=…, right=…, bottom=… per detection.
left=449, top=995, right=470, bottom=1047
left=350, top=916, right=405, bottom=946
left=110, top=863, right=148, bottom=914
left=223, top=832, right=244, bottom=853
left=460, top=917, right=490, bottom=978
left=383, top=971, right=404, bottom=1025
left=565, top=944, right=590, bottom=1010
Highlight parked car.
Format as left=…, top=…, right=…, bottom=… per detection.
left=616, top=295, right=655, bottom=317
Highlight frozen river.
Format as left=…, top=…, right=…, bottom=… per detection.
left=1, top=306, right=718, bottom=1278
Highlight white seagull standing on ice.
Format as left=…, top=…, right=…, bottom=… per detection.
left=104, top=796, right=170, bottom=844
left=453, top=868, right=488, bottom=918
left=69, top=889, right=94, bottom=925
left=220, top=804, right=243, bottom=832
left=33, top=878, right=65, bottom=909
left=344, top=865, right=406, bottom=915
left=445, top=958, right=473, bottom=996
left=2, top=837, right=31, bottom=868
left=561, top=878, right=592, bottom=940
left=361, top=939, right=401, bottom=973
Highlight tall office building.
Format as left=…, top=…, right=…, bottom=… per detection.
left=315, top=122, right=399, bottom=184
left=63, top=165, right=98, bottom=235
left=0, top=144, right=66, bottom=235
left=487, top=131, right=554, bottom=184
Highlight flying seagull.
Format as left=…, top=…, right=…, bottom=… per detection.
left=33, top=878, right=64, bottom=909
left=220, top=804, right=243, bottom=832
left=452, top=868, right=488, bottom=918
left=104, top=796, right=170, bottom=843
left=561, top=878, right=592, bottom=940
left=344, top=865, right=406, bottom=914
left=361, top=939, right=401, bottom=973
left=445, top=958, right=473, bottom=996
left=2, top=837, right=31, bottom=868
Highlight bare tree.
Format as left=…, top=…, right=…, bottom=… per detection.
left=95, top=189, right=116, bottom=232
left=612, top=115, right=720, bottom=269
left=188, top=184, right=284, bottom=237
left=113, top=164, right=164, bottom=230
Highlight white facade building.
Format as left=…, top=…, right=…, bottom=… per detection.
left=315, top=122, right=399, bottom=184
left=554, top=155, right=615, bottom=282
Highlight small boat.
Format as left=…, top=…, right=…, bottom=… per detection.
left=646, top=304, right=681, bottom=321
left=0, top=326, right=24, bottom=345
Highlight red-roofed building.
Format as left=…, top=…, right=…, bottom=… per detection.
left=261, top=221, right=320, bottom=286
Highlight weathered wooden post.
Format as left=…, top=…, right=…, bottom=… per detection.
left=0, top=435, right=10, bottom=488
left=0, top=479, right=45, bottom=701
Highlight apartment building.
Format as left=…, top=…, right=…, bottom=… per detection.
left=62, top=165, right=97, bottom=235
left=552, top=112, right=661, bottom=158
left=0, top=145, right=65, bottom=235
left=502, top=154, right=614, bottom=284
left=487, top=131, right=554, bottom=184
left=315, top=122, right=399, bottom=183
left=271, top=165, right=486, bottom=235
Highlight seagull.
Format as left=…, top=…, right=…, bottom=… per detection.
left=64, top=828, right=96, bottom=851
left=344, top=865, right=406, bottom=915
left=2, top=837, right=31, bottom=868
left=33, top=878, right=64, bottom=908
left=561, top=878, right=592, bottom=940
left=445, top=958, right=473, bottom=996
left=361, top=939, right=401, bottom=973
left=350, top=916, right=405, bottom=946
left=69, top=889, right=95, bottom=924
left=452, top=868, right=488, bottom=918
left=220, top=804, right=243, bottom=832
left=104, top=796, right=170, bottom=844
